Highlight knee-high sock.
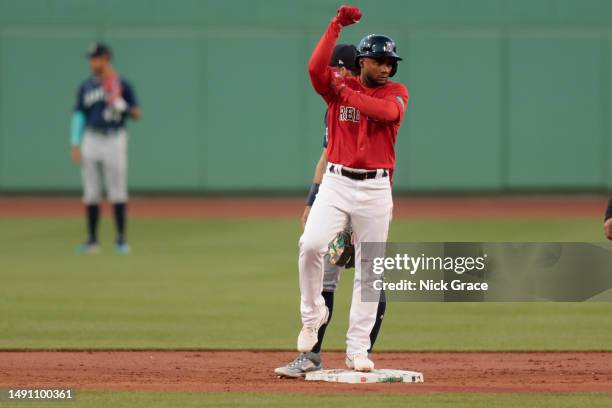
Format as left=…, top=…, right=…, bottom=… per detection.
left=113, top=202, right=127, bottom=243
left=311, top=290, right=334, bottom=354
left=86, top=204, right=100, bottom=244
left=368, top=290, right=386, bottom=353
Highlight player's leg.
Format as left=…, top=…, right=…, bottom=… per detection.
left=368, top=290, right=386, bottom=353
left=297, top=172, right=350, bottom=352
left=311, top=259, right=342, bottom=353
left=78, top=131, right=103, bottom=253
left=104, top=130, right=129, bottom=254
left=275, top=238, right=342, bottom=378
left=345, top=176, right=393, bottom=370
left=340, top=225, right=385, bottom=352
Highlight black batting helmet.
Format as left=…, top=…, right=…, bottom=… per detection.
left=356, top=34, right=402, bottom=77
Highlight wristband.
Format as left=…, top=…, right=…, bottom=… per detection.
left=306, top=183, right=320, bottom=206
left=606, top=198, right=612, bottom=221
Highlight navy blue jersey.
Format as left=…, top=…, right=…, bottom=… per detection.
left=74, top=77, right=138, bottom=130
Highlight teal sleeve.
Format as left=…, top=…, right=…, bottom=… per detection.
left=70, top=111, right=85, bottom=146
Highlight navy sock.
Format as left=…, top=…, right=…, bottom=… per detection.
left=86, top=204, right=99, bottom=244
left=113, top=202, right=127, bottom=244
left=368, top=290, right=386, bottom=353
left=311, top=291, right=334, bottom=354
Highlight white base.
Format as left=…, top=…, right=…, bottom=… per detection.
left=305, top=369, right=424, bottom=384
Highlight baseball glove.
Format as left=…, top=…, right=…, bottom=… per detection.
left=327, top=229, right=355, bottom=268
left=102, top=69, right=127, bottom=116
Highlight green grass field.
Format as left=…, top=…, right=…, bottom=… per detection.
left=0, top=217, right=609, bottom=350
left=6, top=391, right=612, bottom=408
left=1, top=217, right=610, bottom=407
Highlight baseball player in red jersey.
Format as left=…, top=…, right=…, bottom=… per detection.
left=295, top=5, right=409, bottom=372
left=276, top=44, right=387, bottom=378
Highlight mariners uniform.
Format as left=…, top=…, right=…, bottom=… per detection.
left=71, top=43, right=139, bottom=254
left=294, top=6, right=409, bottom=373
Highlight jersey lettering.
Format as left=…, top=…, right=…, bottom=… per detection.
left=339, top=106, right=360, bottom=123
left=83, top=86, right=105, bottom=108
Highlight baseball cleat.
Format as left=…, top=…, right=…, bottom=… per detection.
left=115, top=242, right=131, bottom=255
left=297, top=306, right=329, bottom=352
left=75, top=242, right=100, bottom=254
left=346, top=353, right=375, bottom=372
left=274, top=352, right=322, bottom=378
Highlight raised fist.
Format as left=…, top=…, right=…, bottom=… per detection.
left=333, top=5, right=361, bottom=27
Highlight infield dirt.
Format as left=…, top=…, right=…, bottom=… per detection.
left=1, top=351, right=611, bottom=394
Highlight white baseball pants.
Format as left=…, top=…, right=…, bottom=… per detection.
left=80, top=129, right=128, bottom=204
left=298, top=164, right=392, bottom=356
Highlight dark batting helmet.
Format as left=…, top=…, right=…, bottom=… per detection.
left=356, top=34, right=402, bottom=77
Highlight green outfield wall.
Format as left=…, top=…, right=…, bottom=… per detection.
left=1, top=0, right=612, bottom=192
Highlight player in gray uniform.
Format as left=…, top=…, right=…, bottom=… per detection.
left=275, top=45, right=386, bottom=378
left=70, top=43, right=141, bottom=254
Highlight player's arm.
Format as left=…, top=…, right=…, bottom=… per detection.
left=333, top=77, right=409, bottom=123
left=308, top=6, right=361, bottom=99
left=604, top=198, right=612, bottom=240
left=70, top=85, right=86, bottom=165
left=302, top=149, right=328, bottom=227
left=70, top=111, right=85, bottom=164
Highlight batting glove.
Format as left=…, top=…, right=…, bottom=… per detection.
left=332, top=5, right=362, bottom=27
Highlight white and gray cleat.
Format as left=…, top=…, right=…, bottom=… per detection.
left=275, top=352, right=322, bottom=378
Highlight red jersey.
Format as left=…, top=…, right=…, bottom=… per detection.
left=309, top=22, right=409, bottom=171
